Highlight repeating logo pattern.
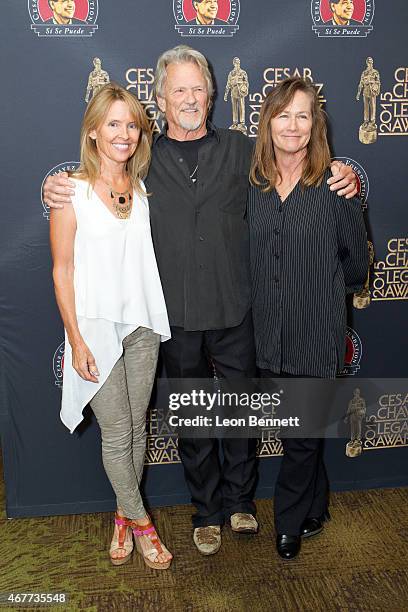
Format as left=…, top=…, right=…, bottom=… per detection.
left=29, top=0, right=98, bottom=37
left=311, top=0, right=374, bottom=37
left=173, top=0, right=240, bottom=37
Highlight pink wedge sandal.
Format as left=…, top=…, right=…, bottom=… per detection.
left=132, top=520, right=172, bottom=570
left=109, top=512, right=134, bottom=566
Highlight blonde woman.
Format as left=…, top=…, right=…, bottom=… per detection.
left=50, top=83, right=172, bottom=569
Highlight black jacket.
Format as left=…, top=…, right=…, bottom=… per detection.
left=146, top=123, right=253, bottom=331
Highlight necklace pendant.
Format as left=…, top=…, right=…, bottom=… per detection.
left=101, top=177, right=132, bottom=219
left=189, top=164, right=199, bottom=182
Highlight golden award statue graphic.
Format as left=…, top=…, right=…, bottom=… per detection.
left=353, top=240, right=375, bottom=309
left=85, top=58, right=110, bottom=103
left=356, top=57, right=381, bottom=144
left=344, top=388, right=366, bottom=457
left=224, top=58, right=249, bottom=135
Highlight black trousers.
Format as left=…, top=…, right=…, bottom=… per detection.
left=260, top=369, right=329, bottom=535
left=160, top=311, right=258, bottom=527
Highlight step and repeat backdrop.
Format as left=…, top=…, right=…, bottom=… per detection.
left=0, top=1, right=407, bottom=517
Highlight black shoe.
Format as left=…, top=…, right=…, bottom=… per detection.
left=276, top=534, right=301, bottom=560
left=301, top=510, right=331, bottom=538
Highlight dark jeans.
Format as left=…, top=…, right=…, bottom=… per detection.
left=160, top=311, right=258, bottom=527
left=260, top=369, right=329, bottom=535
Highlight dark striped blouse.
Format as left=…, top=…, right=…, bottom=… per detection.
left=247, top=171, right=368, bottom=378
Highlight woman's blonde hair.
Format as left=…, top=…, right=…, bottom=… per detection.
left=250, top=77, right=331, bottom=191
left=73, top=82, right=152, bottom=195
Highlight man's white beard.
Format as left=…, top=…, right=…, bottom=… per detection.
left=179, top=111, right=204, bottom=131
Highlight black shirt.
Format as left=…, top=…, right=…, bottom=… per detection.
left=247, top=173, right=368, bottom=378
left=168, top=133, right=208, bottom=179
left=146, top=123, right=253, bottom=331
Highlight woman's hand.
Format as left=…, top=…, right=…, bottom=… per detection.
left=44, top=172, right=76, bottom=209
left=72, top=341, right=100, bottom=383
left=327, top=161, right=358, bottom=199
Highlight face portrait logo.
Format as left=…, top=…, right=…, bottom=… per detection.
left=339, top=326, right=363, bottom=376
left=53, top=342, right=65, bottom=388
left=174, top=0, right=240, bottom=37
left=311, top=0, right=374, bottom=37
left=41, top=161, right=80, bottom=220
left=333, top=157, right=369, bottom=210
left=29, top=0, right=98, bottom=37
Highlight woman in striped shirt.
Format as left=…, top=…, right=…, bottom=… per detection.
left=247, top=77, right=368, bottom=560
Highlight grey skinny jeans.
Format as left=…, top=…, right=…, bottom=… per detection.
left=90, top=327, right=160, bottom=519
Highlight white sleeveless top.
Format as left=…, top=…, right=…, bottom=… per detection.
left=60, top=178, right=170, bottom=433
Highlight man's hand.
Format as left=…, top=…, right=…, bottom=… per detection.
left=328, top=160, right=358, bottom=199
left=43, top=172, right=76, bottom=209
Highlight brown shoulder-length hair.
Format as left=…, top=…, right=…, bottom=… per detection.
left=250, top=77, right=331, bottom=191
left=72, top=82, right=152, bottom=196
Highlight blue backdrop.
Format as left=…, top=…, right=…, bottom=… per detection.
left=0, top=0, right=407, bottom=517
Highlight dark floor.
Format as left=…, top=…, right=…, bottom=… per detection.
left=0, top=466, right=407, bottom=612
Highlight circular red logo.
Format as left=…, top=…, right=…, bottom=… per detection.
left=38, top=0, right=89, bottom=22
left=319, top=0, right=366, bottom=22
left=182, top=0, right=231, bottom=22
